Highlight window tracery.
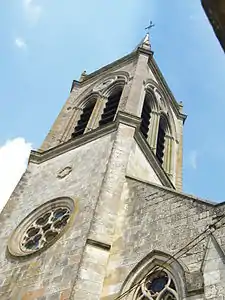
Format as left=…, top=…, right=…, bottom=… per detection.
left=8, top=197, right=75, bottom=257
left=71, top=76, right=126, bottom=139
left=134, top=270, right=178, bottom=300
left=21, top=207, right=70, bottom=252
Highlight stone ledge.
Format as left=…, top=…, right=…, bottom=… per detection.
left=29, top=122, right=117, bottom=164
left=87, top=239, right=111, bottom=251
left=186, top=271, right=204, bottom=296
left=70, top=52, right=137, bottom=92
left=29, top=111, right=141, bottom=165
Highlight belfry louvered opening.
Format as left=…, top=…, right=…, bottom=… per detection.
left=99, top=88, right=123, bottom=126
left=72, top=100, right=96, bottom=138
left=140, top=95, right=152, bottom=138
left=156, top=116, right=167, bottom=164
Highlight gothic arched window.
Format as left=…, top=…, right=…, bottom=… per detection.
left=134, top=270, right=178, bottom=300
left=156, top=115, right=168, bottom=165
left=140, top=94, right=152, bottom=139
left=99, top=87, right=123, bottom=126
left=72, top=100, right=97, bottom=138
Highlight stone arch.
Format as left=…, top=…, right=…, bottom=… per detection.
left=120, top=250, right=188, bottom=300
left=101, top=76, right=127, bottom=98
left=76, top=91, right=100, bottom=109
left=140, top=83, right=161, bottom=141
left=144, top=80, right=177, bottom=142
left=71, top=94, right=98, bottom=138
left=69, top=72, right=129, bottom=136
left=71, top=70, right=129, bottom=107
left=97, top=75, right=127, bottom=126
left=92, top=71, right=129, bottom=96
left=144, top=86, right=160, bottom=112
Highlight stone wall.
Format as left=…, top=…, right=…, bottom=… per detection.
left=101, top=177, right=225, bottom=299
left=0, top=132, right=115, bottom=300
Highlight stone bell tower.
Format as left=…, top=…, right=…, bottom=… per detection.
left=41, top=33, right=185, bottom=190
left=1, top=33, right=225, bottom=300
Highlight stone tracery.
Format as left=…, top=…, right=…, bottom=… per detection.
left=134, top=270, right=178, bottom=300
left=21, top=207, right=71, bottom=252
left=8, top=197, right=75, bottom=257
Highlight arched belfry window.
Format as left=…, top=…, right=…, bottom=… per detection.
left=156, top=115, right=169, bottom=165
left=140, top=94, right=152, bottom=139
left=72, top=100, right=96, bottom=138
left=134, top=269, right=178, bottom=300
left=99, top=87, right=123, bottom=126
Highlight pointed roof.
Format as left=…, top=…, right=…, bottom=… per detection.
left=134, top=32, right=151, bottom=51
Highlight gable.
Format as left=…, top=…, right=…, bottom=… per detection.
left=126, top=140, right=162, bottom=185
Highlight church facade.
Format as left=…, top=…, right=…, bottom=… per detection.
left=0, top=34, right=225, bottom=300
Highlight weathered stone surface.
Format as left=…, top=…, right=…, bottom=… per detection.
left=0, top=34, right=224, bottom=300
left=0, top=133, right=115, bottom=299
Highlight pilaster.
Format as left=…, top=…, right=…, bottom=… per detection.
left=125, top=51, right=151, bottom=117
left=175, top=119, right=183, bottom=191
left=164, top=135, right=174, bottom=181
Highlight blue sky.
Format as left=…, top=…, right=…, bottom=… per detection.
left=0, top=0, right=225, bottom=207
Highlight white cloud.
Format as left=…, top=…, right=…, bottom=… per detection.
left=189, top=150, right=198, bottom=170
left=0, top=138, right=32, bottom=212
left=15, top=37, right=27, bottom=49
left=23, top=0, right=42, bottom=23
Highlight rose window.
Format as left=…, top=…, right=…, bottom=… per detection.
left=8, top=197, right=75, bottom=257
left=21, top=208, right=70, bottom=252
left=135, top=270, right=178, bottom=300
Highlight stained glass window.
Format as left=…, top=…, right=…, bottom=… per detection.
left=135, top=270, right=178, bottom=300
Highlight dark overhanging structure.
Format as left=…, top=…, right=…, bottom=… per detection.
left=202, top=0, right=225, bottom=51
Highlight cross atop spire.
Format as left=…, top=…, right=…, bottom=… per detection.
left=134, top=22, right=155, bottom=51
left=145, top=21, right=155, bottom=34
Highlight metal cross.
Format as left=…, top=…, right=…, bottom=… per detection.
left=145, top=21, right=155, bottom=33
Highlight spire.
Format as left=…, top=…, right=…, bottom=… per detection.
left=141, top=32, right=151, bottom=50
left=134, top=32, right=151, bottom=52
left=134, top=22, right=155, bottom=52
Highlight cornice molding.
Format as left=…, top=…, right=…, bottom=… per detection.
left=149, top=58, right=187, bottom=122
left=70, top=52, right=138, bottom=92
left=29, top=111, right=176, bottom=191
left=29, top=122, right=117, bottom=164
left=86, top=239, right=111, bottom=251
left=29, top=112, right=141, bottom=165
left=137, top=47, right=154, bottom=57
left=116, top=111, right=141, bottom=128
left=70, top=47, right=154, bottom=93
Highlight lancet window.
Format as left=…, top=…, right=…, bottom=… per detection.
left=139, top=84, right=175, bottom=179
left=140, top=94, right=152, bottom=139
left=156, top=116, right=167, bottom=164
left=72, top=100, right=97, bottom=138
left=70, top=77, right=125, bottom=139
left=99, top=87, right=123, bottom=126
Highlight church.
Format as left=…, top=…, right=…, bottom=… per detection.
left=0, top=32, right=225, bottom=300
